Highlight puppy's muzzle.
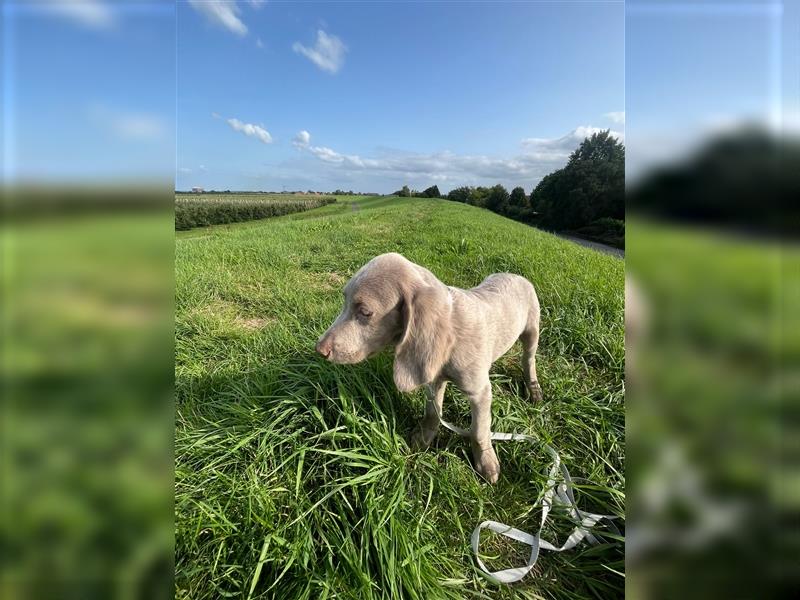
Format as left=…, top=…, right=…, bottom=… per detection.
left=316, top=336, right=333, bottom=359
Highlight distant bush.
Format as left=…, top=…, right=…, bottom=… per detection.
left=467, top=186, right=490, bottom=208
left=571, top=217, right=625, bottom=249
left=509, top=186, right=527, bottom=209
left=503, top=204, right=536, bottom=224
left=175, top=195, right=336, bottom=230
left=447, top=186, right=471, bottom=203
left=485, top=184, right=510, bottom=212
left=419, top=185, right=441, bottom=198
left=393, top=184, right=443, bottom=198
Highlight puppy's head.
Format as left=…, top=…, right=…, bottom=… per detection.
left=316, top=253, right=409, bottom=365
left=316, top=253, right=454, bottom=391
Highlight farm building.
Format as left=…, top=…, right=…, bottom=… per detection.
left=191, top=187, right=204, bottom=193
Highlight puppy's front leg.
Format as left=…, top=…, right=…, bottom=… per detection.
left=410, top=379, right=446, bottom=450
left=469, top=381, right=500, bottom=484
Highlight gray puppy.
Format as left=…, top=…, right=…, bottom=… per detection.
left=316, top=253, right=542, bottom=483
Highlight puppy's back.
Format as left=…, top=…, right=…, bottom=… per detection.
left=468, top=273, right=538, bottom=360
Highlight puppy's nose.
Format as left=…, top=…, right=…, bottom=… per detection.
left=316, top=337, right=332, bottom=358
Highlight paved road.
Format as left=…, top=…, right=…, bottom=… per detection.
left=557, top=234, right=624, bottom=259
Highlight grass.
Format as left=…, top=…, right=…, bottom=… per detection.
left=175, top=195, right=625, bottom=599
left=3, top=205, right=174, bottom=596
left=625, top=218, right=794, bottom=597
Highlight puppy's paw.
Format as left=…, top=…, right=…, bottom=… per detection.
left=410, top=426, right=436, bottom=451
left=473, top=445, right=500, bottom=484
left=528, top=381, right=543, bottom=404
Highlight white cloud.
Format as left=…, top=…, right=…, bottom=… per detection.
left=292, top=30, right=347, bottom=74
left=604, top=111, right=626, bottom=124
left=293, top=126, right=622, bottom=187
left=521, top=126, right=624, bottom=160
left=247, top=0, right=267, bottom=8
left=226, top=118, right=272, bottom=144
left=293, top=130, right=311, bottom=148
left=88, top=105, right=167, bottom=142
left=188, top=0, right=248, bottom=37
left=256, top=37, right=264, bottom=49
left=38, top=0, right=115, bottom=31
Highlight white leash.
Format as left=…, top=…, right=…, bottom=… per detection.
left=436, top=415, right=619, bottom=584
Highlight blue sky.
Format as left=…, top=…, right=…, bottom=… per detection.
left=626, top=0, right=794, bottom=179
left=2, top=1, right=175, bottom=183
left=4, top=1, right=793, bottom=191
left=176, top=1, right=624, bottom=193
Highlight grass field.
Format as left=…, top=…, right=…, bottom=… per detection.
left=625, top=219, right=795, bottom=597
left=175, top=195, right=625, bottom=599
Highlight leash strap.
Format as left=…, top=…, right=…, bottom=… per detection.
left=437, top=416, right=618, bottom=584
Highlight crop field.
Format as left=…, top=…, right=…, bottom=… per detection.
left=175, top=195, right=625, bottom=599
left=175, top=193, right=337, bottom=230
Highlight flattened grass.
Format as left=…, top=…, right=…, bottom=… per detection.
left=176, top=196, right=624, bottom=599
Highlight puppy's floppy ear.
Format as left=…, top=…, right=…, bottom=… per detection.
left=394, top=285, right=454, bottom=392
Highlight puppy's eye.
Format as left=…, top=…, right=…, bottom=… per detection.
left=357, top=305, right=373, bottom=318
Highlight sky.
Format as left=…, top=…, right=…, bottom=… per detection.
left=3, top=1, right=794, bottom=191
left=2, top=0, right=175, bottom=183
left=176, top=0, right=625, bottom=193
left=625, top=0, right=795, bottom=180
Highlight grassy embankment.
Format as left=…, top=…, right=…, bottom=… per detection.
left=175, top=195, right=625, bottom=599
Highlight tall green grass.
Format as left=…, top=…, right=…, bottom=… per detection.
left=175, top=196, right=624, bottom=599
left=175, top=194, right=336, bottom=230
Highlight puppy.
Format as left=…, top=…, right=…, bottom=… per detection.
left=316, top=253, right=542, bottom=483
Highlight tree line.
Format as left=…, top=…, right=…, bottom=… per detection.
left=392, top=185, right=442, bottom=198
left=393, top=130, right=625, bottom=248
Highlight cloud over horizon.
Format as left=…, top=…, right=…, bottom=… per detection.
left=226, top=118, right=273, bottom=144
left=604, top=111, right=625, bottom=124
left=289, top=126, right=623, bottom=189
left=292, top=30, right=347, bottom=74
left=521, top=126, right=624, bottom=160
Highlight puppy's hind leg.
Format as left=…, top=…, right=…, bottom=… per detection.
left=520, top=318, right=543, bottom=404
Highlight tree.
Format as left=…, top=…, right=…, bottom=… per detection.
left=629, top=128, right=795, bottom=234
left=421, top=185, right=441, bottom=198
left=569, top=129, right=624, bottom=165
left=447, top=186, right=471, bottom=203
left=509, top=186, right=527, bottom=207
left=396, top=185, right=411, bottom=197
left=533, top=130, right=624, bottom=230
left=485, top=184, right=509, bottom=212
left=468, top=186, right=490, bottom=207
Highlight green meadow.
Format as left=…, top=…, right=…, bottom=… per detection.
left=175, top=195, right=625, bottom=599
